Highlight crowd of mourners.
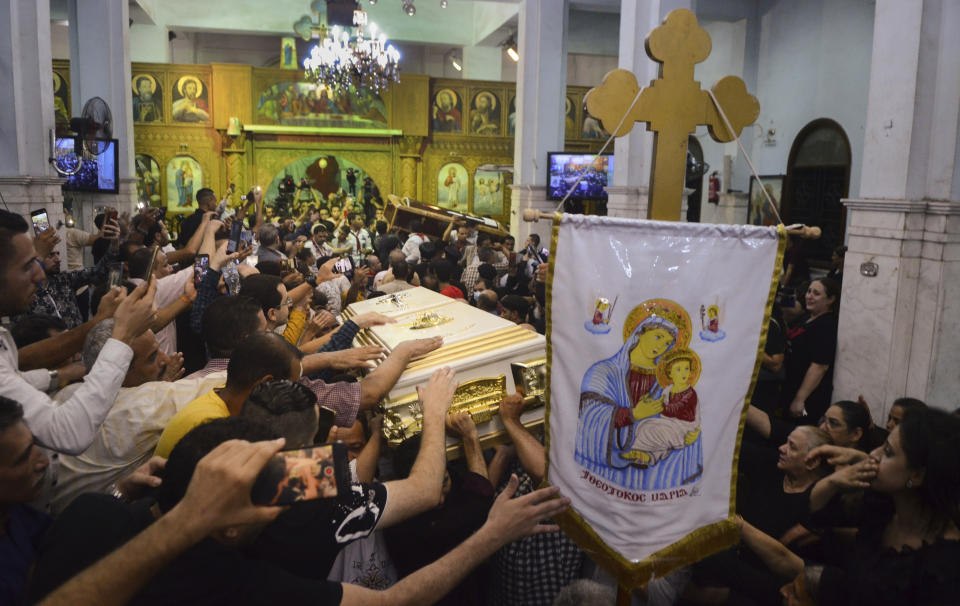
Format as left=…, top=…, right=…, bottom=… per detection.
left=0, top=187, right=956, bottom=606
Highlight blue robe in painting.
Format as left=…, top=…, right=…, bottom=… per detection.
left=574, top=323, right=703, bottom=492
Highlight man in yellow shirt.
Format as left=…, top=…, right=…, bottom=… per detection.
left=155, top=332, right=303, bottom=458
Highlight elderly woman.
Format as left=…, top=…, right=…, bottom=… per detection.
left=782, top=278, right=841, bottom=421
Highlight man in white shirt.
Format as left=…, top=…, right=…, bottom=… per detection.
left=0, top=210, right=156, bottom=455
left=49, top=319, right=225, bottom=513
left=401, top=220, right=429, bottom=264
left=304, top=222, right=335, bottom=258
left=348, top=213, right=373, bottom=266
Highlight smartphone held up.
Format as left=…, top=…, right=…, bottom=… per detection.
left=250, top=443, right=350, bottom=506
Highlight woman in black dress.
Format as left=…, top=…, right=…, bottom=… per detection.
left=782, top=278, right=840, bottom=421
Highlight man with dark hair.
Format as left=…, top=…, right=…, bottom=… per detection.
left=0, top=209, right=157, bottom=455
left=239, top=379, right=320, bottom=449
left=0, top=395, right=51, bottom=605
left=155, top=332, right=304, bottom=458
left=176, top=187, right=218, bottom=248
left=9, top=314, right=68, bottom=349
left=500, top=295, right=531, bottom=325
left=256, top=223, right=287, bottom=264
left=430, top=259, right=465, bottom=299
left=198, top=296, right=267, bottom=361
left=379, top=258, right=414, bottom=295
left=11, top=227, right=119, bottom=329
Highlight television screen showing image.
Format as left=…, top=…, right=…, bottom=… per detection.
left=57, top=138, right=119, bottom=193
left=547, top=153, right=613, bottom=201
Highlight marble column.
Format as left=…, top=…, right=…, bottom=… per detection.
left=67, top=0, right=137, bottom=212
left=834, top=0, right=960, bottom=418
left=607, top=0, right=693, bottom=220
left=510, top=0, right=568, bottom=243
left=0, top=0, right=67, bottom=249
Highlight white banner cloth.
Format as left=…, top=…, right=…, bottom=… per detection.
left=545, top=214, right=783, bottom=583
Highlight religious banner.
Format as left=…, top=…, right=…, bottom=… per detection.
left=545, top=214, right=784, bottom=587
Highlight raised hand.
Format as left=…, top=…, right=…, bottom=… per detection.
left=172, top=438, right=287, bottom=533
left=351, top=311, right=396, bottom=329
left=34, top=227, right=61, bottom=258
left=417, top=367, right=458, bottom=418
left=328, top=345, right=387, bottom=370
left=483, top=475, right=568, bottom=543
left=116, top=456, right=166, bottom=501
left=160, top=351, right=185, bottom=382
left=111, top=279, right=157, bottom=345
left=395, top=336, right=443, bottom=360
left=446, top=410, right=478, bottom=439
left=806, top=444, right=868, bottom=468
left=498, top=393, right=525, bottom=424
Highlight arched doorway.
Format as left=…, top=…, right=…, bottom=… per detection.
left=266, top=154, right=381, bottom=221
left=685, top=136, right=705, bottom=222
left=783, top=119, right=851, bottom=266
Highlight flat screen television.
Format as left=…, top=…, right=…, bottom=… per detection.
left=546, top=152, right=613, bottom=201
left=56, top=137, right=119, bottom=193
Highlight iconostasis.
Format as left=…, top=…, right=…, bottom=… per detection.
left=53, top=59, right=606, bottom=229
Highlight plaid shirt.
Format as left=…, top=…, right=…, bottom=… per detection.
left=492, top=458, right=585, bottom=606
left=14, top=253, right=116, bottom=329
left=460, top=253, right=508, bottom=299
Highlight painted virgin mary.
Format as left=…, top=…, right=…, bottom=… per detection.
left=575, top=299, right=703, bottom=492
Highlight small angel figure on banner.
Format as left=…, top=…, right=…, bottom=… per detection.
left=584, top=296, right=617, bottom=335
left=698, top=303, right=726, bottom=342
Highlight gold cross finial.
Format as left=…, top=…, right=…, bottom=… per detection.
left=585, top=9, right=760, bottom=221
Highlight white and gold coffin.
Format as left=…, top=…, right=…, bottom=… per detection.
left=342, top=288, right=546, bottom=454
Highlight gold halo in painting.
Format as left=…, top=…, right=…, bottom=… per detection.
left=622, top=299, right=692, bottom=349
left=176, top=75, right=203, bottom=97
left=565, top=96, right=572, bottom=114
left=655, top=348, right=702, bottom=388
left=132, top=74, right=158, bottom=96
left=53, top=72, right=62, bottom=93
left=435, top=88, right=458, bottom=107
left=475, top=91, right=497, bottom=111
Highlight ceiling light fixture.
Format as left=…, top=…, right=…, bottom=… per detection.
left=440, top=0, right=448, bottom=7
left=301, top=7, right=400, bottom=93
left=402, top=1, right=416, bottom=16
left=505, top=36, right=519, bottom=62
left=452, top=57, right=461, bottom=71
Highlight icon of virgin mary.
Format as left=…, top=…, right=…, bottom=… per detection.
left=575, top=299, right=704, bottom=492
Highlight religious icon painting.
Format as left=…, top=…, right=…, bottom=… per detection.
left=507, top=96, right=516, bottom=136
left=472, top=170, right=503, bottom=217
left=432, top=88, right=463, bottom=133
left=171, top=74, right=211, bottom=123
left=565, top=96, right=577, bottom=140
left=581, top=106, right=608, bottom=140
left=166, top=156, right=203, bottom=214
left=132, top=74, right=163, bottom=123
left=436, top=162, right=468, bottom=210
left=747, top=175, right=783, bottom=226
left=135, top=154, right=162, bottom=206
left=469, top=90, right=501, bottom=136
left=52, top=71, right=70, bottom=125
left=280, top=37, right=298, bottom=69
left=545, top=214, right=784, bottom=587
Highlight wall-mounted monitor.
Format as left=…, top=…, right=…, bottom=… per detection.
left=57, top=137, right=119, bottom=194
left=546, top=152, right=613, bottom=201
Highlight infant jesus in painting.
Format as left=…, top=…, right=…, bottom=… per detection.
left=622, top=348, right=702, bottom=466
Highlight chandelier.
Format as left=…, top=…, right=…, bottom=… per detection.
left=303, top=9, right=400, bottom=94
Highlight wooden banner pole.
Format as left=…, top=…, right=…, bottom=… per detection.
left=520, top=209, right=822, bottom=240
